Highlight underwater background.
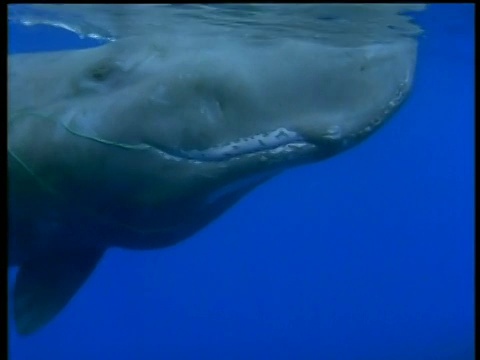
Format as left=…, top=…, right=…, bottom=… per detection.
left=8, top=4, right=474, bottom=360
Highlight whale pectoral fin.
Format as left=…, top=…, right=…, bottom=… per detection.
left=13, top=248, right=105, bottom=335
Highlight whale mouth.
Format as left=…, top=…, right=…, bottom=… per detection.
left=140, top=128, right=315, bottom=163
left=156, top=127, right=310, bottom=162
left=59, top=114, right=314, bottom=163
left=141, top=125, right=346, bottom=164
left=60, top=115, right=384, bottom=164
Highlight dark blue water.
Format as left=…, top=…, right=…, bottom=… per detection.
left=8, top=4, right=474, bottom=360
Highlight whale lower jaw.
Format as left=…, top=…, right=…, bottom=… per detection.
left=146, top=123, right=365, bottom=164
left=142, top=127, right=313, bottom=164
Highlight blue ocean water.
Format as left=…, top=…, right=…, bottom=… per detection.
left=8, top=4, right=474, bottom=360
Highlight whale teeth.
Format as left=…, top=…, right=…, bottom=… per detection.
left=179, top=127, right=304, bottom=161
left=144, top=127, right=310, bottom=163
left=324, top=125, right=342, bottom=140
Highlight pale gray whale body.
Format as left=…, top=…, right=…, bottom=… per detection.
left=8, top=22, right=418, bottom=334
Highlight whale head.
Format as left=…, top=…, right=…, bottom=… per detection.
left=8, top=36, right=417, bottom=234
left=8, top=33, right=417, bottom=335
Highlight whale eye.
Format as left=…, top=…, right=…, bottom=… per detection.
left=90, top=63, right=113, bottom=82
left=77, top=60, right=122, bottom=93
